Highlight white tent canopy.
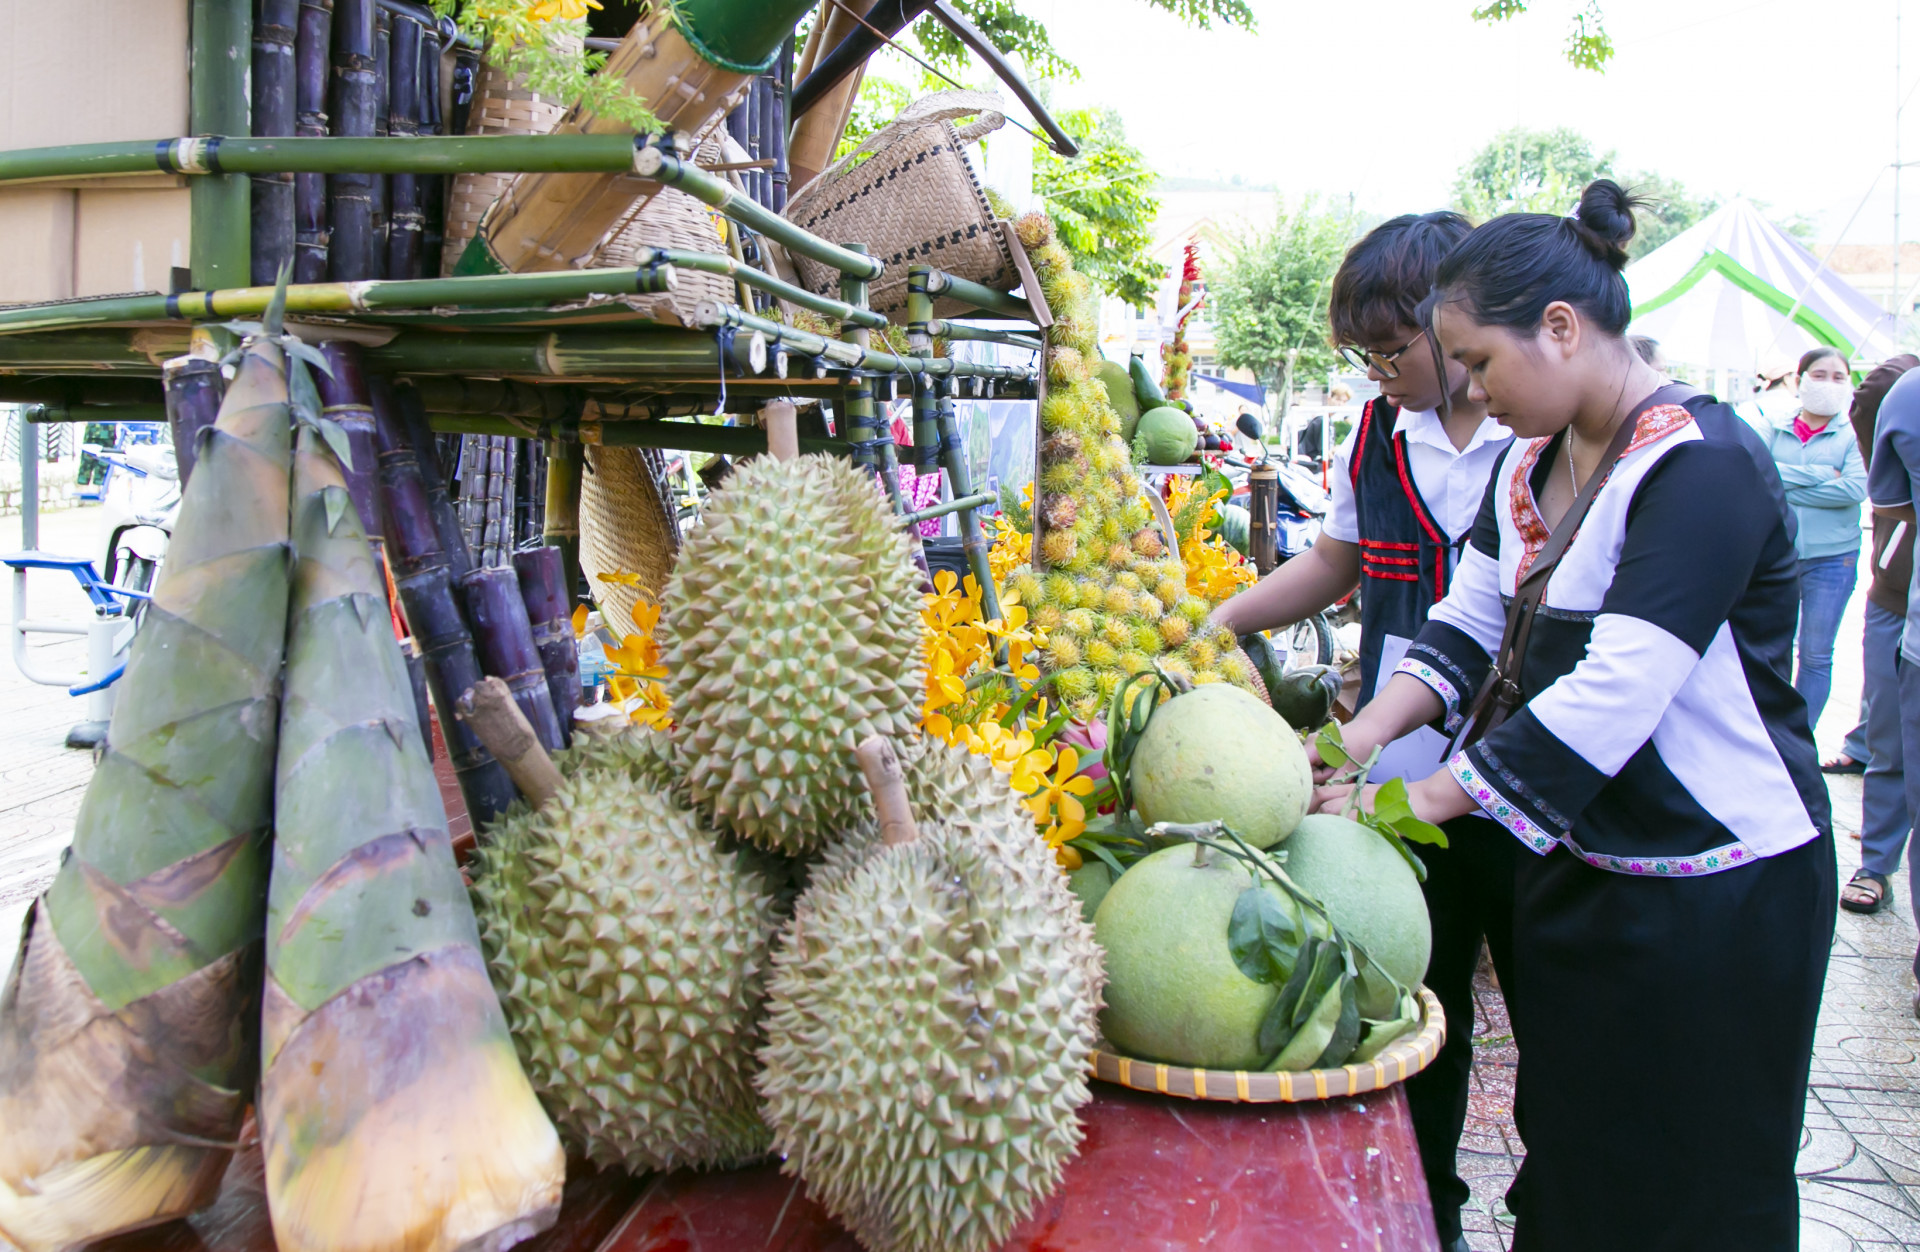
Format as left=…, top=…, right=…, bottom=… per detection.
left=1625, top=199, right=1902, bottom=376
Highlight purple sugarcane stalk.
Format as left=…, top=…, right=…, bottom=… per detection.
left=161, top=357, right=225, bottom=488
left=312, top=341, right=383, bottom=540
left=327, top=0, right=378, bottom=281
left=385, top=12, right=423, bottom=280
left=459, top=565, right=566, bottom=754
left=512, top=545, right=578, bottom=747
left=393, top=382, right=473, bottom=582
left=252, top=0, right=300, bottom=284
left=397, top=564, right=521, bottom=825
left=294, top=0, right=333, bottom=282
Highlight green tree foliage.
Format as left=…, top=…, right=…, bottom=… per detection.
left=1210, top=199, right=1360, bottom=389
left=916, top=0, right=1257, bottom=79
left=1452, top=127, right=1721, bottom=258
left=1472, top=0, right=1614, bottom=71
left=1033, top=108, right=1163, bottom=307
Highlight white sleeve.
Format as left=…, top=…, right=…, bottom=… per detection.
left=1426, top=542, right=1507, bottom=656
left=1322, top=426, right=1361, bottom=543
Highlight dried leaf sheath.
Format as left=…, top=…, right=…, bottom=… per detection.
left=0, top=339, right=294, bottom=1252
left=260, top=423, right=562, bottom=1252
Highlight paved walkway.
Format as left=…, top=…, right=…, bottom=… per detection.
left=3, top=511, right=1918, bottom=1250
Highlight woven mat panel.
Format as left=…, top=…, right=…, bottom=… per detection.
left=439, top=40, right=576, bottom=276
left=580, top=443, right=680, bottom=636
left=587, top=134, right=736, bottom=325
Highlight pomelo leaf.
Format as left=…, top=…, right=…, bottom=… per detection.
left=1311, top=978, right=1362, bottom=1069
left=1228, top=885, right=1301, bottom=984
left=1314, top=722, right=1349, bottom=768
left=1256, top=938, right=1322, bottom=1059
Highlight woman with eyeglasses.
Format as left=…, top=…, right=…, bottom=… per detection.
left=1311, top=181, right=1832, bottom=1250
left=1208, top=210, right=1514, bottom=1252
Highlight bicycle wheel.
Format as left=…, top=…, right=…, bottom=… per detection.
left=1281, top=613, right=1335, bottom=667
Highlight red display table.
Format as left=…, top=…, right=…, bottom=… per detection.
left=91, top=1084, right=1436, bottom=1252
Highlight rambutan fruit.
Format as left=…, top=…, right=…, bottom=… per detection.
left=1159, top=615, right=1192, bottom=649
left=1040, top=529, right=1078, bottom=566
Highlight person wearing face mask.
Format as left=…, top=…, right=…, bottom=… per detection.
left=1310, top=180, right=1832, bottom=1249
left=1766, top=346, right=1868, bottom=731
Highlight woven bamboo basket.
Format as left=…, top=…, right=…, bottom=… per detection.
left=587, top=132, right=736, bottom=326
left=438, top=37, right=577, bottom=276
left=580, top=441, right=680, bottom=636
left=1088, top=986, right=1445, bottom=1103
left=783, top=89, right=1016, bottom=317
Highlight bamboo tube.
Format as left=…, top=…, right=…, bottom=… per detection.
left=313, top=342, right=383, bottom=539
left=253, top=0, right=301, bottom=285
left=161, top=355, right=226, bottom=487
left=260, top=421, right=563, bottom=1252
left=855, top=735, right=919, bottom=848
left=629, top=148, right=881, bottom=279
left=0, top=133, right=650, bottom=184
left=386, top=12, right=424, bottom=279
left=0, top=329, right=294, bottom=1250
left=454, top=0, right=814, bottom=275
left=762, top=398, right=798, bottom=462
left=539, top=438, right=582, bottom=611
left=363, top=326, right=766, bottom=378
left=771, top=37, right=792, bottom=211
left=458, top=566, right=566, bottom=754
left=295, top=0, right=334, bottom=282
left=190, top=0, right=251, bottom=290
left=328, top=0, right=379, bottom=281
left=787, top=0, right=880, bottom=194
left=934, top=375, right=1002, bottom=621
left=454, top=677, right=563, bottom=809
left=511, top=546, right=577, bottom=747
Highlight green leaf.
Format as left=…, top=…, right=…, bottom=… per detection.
left=287, top=358, right=324, bottom=429
left=1228, top=885, right=1302, bottom=984
left=281, top=338, right=336, bottom=379
left=1314, top=721, right=1348, bottom=767
left=315, top=416, right=353, bottom=472
left=1311, top=977, right=1362, bottom=1069
left=1389, top=814, right=1449, bottom=848
left=323, top=486, right=347, bottom=536
left=1256, top=936, right=1321, bottom=1058
left=1370, top=777, right=1416, bottom=824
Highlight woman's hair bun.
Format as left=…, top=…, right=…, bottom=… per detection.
left=1571, top=179, right=1645, bottom=271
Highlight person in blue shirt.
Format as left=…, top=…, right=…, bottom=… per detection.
left=1767, top=346, right=1868, bottom=731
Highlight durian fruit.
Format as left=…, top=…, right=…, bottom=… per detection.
left=662, top=454, right=922, bottom=853
left=471, top=729, right=783, bottom=1173
left=758, top=739, right=1104, bottom=1252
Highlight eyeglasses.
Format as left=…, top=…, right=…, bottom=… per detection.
left=1337, top=328, right=1428, bottom=380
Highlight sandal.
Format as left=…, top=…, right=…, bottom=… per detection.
left=1842, top=870, right=1889, bottom=914
left=1822, top=755, right=1866, bottom=775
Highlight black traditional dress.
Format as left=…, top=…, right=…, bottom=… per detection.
left=1401, top=397, right=1835, bottom=1250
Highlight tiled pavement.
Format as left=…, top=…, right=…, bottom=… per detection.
left=4, top=509, right=1920, bottom=1249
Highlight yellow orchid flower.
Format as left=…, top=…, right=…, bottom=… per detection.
left=597, top=569, right=650, bottom=590
left=571, top=603, right=588, bottom=639
left=925, top=648, right=967, bottom=712
left=605, top=633, right=668, bottom=681
left=1025, top=746, right=1095, bottom=838
left=529, top=0, right=601, bottom=22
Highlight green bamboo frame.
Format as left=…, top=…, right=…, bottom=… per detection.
left=0, top=134, right=648, bottom=184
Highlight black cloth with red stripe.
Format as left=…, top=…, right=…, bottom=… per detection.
left=1350, top=397, right=1468, bottom=698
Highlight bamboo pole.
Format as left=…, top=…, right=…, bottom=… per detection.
left=900, top=491, right=993, bottom=527
left=294, top=0, right=334, bottom=282
left=0, top=329, right=192, bottom=371
left=25, top=404, right=171, bottom=425
left=0, top=133, right=653, bottom=183
left=429, top=413, right=845, bottom=458
left=922, top=268, right=1036, bottom=321
left=454, top=677, right=563, bottom=808
left=328, top=0, right=380, bottom=281
left=512, top=546, right=578, bottom=747
left=191, top=0, right=252, bottom=290
left=0, top=265, right=679, bottom=333
left=261, top=421, right=563, bottom=1252
left=786, top=0, right=880, bottom=194
left=364, top=326, right=766, bottom=377
left=935, top=375, right=1002, bottom=621
left=252, top=0, right=301, bottom=285
left=694, top=302, right=1032, bottom=381
left=628, top=148, right=881, bottom=279
left=540, top=438, right=583, bottom=603
left=454, top=0, right=814, bottom=275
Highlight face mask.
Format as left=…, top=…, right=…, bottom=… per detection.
left=1799, top=378, right=1851, bottom=418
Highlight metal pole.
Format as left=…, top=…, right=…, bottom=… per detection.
left=190, top=0, right=252, bottom=290
left=20, top=406, right=39, bottom=550
left=1898, top=0, right=1906, bottom=323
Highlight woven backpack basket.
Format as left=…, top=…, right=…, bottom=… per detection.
left=439, top=38, right=576, bottom=276
left=783, top=89, right=1016, bottom=317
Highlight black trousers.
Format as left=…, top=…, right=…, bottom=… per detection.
left=1404, top=813, right=1518, bottom=1247
left=1506, top=832, right=1835, bottom=1251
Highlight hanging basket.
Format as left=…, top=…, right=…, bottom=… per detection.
left=439, top=38, right=578, bottom=276
left=588, top=132, right=738, bottom=326
left=580, top=443, right=680, bottom=637
left=783, top=89, right=1016, bottom=317
left=1088, top=986, right=1445, bottom=1103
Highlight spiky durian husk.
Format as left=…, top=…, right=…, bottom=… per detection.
left=663, top=455, right=922, bottom=854
left=472, top=739, right=781, bottom=1174
left=759, top=746, right=1103, bottom=1252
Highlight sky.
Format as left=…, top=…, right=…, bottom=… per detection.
left=968, top=0, right=1919, bottom=245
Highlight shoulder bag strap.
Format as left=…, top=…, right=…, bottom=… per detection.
left=1446, top=384, right=1689, bottom=757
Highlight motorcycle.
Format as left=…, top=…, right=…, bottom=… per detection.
left=88, top=426, right=180, bottom=618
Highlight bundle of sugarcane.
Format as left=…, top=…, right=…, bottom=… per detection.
left=0, top=305, right=297, bottom=1250
left=454, top=0, right=815, bottom=275
left=260, top=390, right=563, bottom=1251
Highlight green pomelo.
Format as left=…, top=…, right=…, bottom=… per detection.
left=1093, top=843, right=1287, bottom=1069
left=1095, top=359, right=1142, bottom=442
left=1067, top=858, right=1113, bottom=923
left=1132, top=406, right=1198, bottom=465
left=1131, top=684, right=1312, bottom=848
left=1282, top=814, right=1432, bottom=1017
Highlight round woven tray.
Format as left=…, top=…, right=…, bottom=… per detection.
left=1088, top=985, right=1445, bottom=1103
